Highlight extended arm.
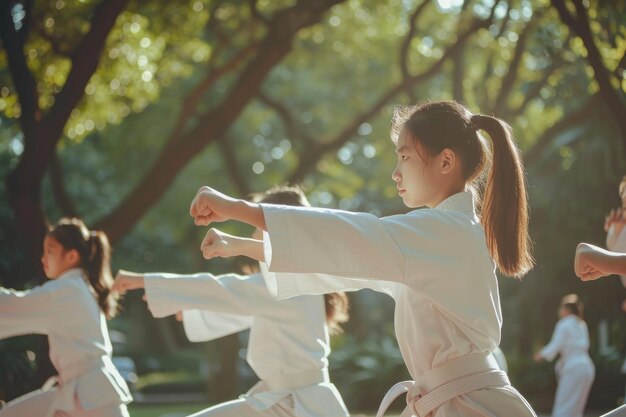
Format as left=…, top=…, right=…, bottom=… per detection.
left=574, top=243, right=626, bottom=281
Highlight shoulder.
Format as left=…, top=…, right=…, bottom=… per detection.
left=384, top=208, right=483, bottom=245
left=556, top=315, right=579, bottom=330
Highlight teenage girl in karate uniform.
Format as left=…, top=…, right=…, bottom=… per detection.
left=534, top=294, right=594, bottom=417
left=188, top=101, right=538, bottom=417
left=112, top=187, right=350, bottom=417
left=0, top=218, right=131, bottom=417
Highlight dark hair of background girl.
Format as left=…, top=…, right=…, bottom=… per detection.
left=48, top=218, right=118, bottom=319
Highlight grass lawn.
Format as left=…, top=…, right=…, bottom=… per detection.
left=128, top=402, right=212, bottom=417
left=127, top=404, right=394, bottom=417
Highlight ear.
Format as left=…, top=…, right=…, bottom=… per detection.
left=65, top=248, right=81, bottom=266
left=439, top=148, right=456, bottom=175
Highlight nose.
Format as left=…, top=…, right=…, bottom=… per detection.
left=391, top=164, right=401, bottom=183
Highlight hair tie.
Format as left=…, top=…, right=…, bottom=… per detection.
left=470, top=114, right=481, bottom=131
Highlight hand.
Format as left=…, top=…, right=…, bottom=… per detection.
left=533, top=352, right=543, bottom=362
left=200, top=228, right=243, bottom=260
left=175, top=311, right=183, bottom=322
left=604, top=207, right=625, bottom=232
left=112, top=270, right=145, bottom=294
left=574, top=243, right=610, bottom=281
left=190, top=187, right=239, bottom=227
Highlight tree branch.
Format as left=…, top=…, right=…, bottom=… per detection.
left=218, top=135, right=251, bottom=196
left=525, top=94, right=600, bottom=166
left=552, top=0, right=626, bottom=146
left=95, top=0, right=345, bottom=243
left=400, top=0, right=430, bottom=80
left=49, top=153, right=79, bottom=218
left=40, top=0, right=129, bottom=157
left=0, top=0, right=40, bottom=135
left=288, top=8, right=495, bottom=182
left=257, top=91, right=313, bottom=146
left=493, top=19, right=535, bottom=113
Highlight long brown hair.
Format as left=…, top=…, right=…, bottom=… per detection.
left=254, top=185, right=350, bottom=333
left=391, top=101, right=534, bottom=278
left=48, top=218, right=118, bottom=319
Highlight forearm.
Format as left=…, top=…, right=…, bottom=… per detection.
left=236, top=237, right=264, bottom=262
left=232, top=200, right=267, bottom=231
left=577, top=243, right=626, bottom=276
left=593, top=249, right=626, bottom=275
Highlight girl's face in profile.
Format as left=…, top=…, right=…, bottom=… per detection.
left=41, top=236, right=78, bottom=279
left=391, top=133, right=440, bottom=208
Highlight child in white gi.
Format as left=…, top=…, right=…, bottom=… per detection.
left=575, top=243, right=626, bottom=417
left=0, top=218, right=132, bottom=417
left=604, top=176, right=626, bottom=284
left=534, top=294, right=595, bottom=417
left=112, top=186, right=350, bottom=417
left=188, top=101, right=538, bottom=416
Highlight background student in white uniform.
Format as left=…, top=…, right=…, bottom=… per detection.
left=112, top=187, right=350, bottom=417
left=534, top=294, right=595, bottom=417
left=575, top=244, right=626, bottom=417
left=188, top=101, right=537, bottom=416
left=0, top=218, right=132, bottom=417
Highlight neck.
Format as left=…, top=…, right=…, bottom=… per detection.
left=428, top=184, right=466, bottom=208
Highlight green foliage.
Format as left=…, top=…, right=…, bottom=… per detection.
left=1, top=0, right=626, bottom=409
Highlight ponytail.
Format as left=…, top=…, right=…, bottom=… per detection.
left=87, top=231, right=118, bottom=319
left=48, top=218, right=119, bottom=318
left=324, top=292, right=349, bottom=335
left=392, top=101, right=534, bottom=278
left=471, top=114, right=534, bottom=278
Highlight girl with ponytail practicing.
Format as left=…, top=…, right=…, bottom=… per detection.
left=189, top=101, right=537, bottom=416
left=112, top=186, right=350, bottom=417
left=0, top=218, right=132, bottom=417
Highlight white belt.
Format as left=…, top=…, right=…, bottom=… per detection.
left=41, top=356, right=111, bottom=390
left=261, top=368, right=329, bottom=391
left=59, top=356, right=112, bottom=383
left=376, top=353, right=510, bottom=417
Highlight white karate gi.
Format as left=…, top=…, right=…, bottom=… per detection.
left=539, top=315, right=595, bottom=417
left=143, top=271, right=349, bottom=417
left=260, top=191, right=537, bottom=417
left=0, top=268, right=131, bottom=417
left=607, top=223, right=626, bottom=286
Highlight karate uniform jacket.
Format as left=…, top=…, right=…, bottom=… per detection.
left=143, top=271, right=349, bottom=417
left=0, top=268, right=132, bottom=411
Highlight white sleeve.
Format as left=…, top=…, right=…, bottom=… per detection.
left=143, top=272, right=272, bottom=318
left=260, top=262, right=395, bottom=299
left=0, top=281, right=72, bottom=338
left=182, top=309, right=253, bottom=342
left=540, top=320, right=568, bottom=361
left=262, top=204, right=464, bottom=284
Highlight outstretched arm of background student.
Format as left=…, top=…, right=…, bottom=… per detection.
left=574, top=243, right=626, bottom=280
left=200, top=228, right=264, bottom=261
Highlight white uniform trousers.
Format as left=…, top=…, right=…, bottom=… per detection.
left=552, top=356, right=595, bottom=417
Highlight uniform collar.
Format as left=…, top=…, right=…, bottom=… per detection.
left=434, top=191, right=475, bottom=213
left=57, top=268, right=84, bottom=280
